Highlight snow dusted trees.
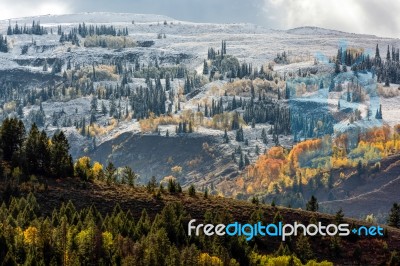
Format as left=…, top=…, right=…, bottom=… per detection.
left=6, top=20, right=47, bottom=35
left=0, top=35, right=8, bottom=53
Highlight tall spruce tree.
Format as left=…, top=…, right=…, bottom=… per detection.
left=0, top=118, right=26, bottom=162
left=306, top=195, right=318, bottom=212
left=388, top=203, right=400, bottom=228
left=50, top=131, right=74, bottom=178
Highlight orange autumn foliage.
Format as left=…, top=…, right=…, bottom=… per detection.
left=237, top=125, right=400, bottom=196
left=246, top=146, right=286, bottom=187
left=360, top=126, right=391, bottom=143
left=287, top=138, right=322, bottom=174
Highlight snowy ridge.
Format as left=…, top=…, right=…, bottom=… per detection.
left=0, top=12, right=176, bottom=24
left=286, top=26, right=377, bottom=38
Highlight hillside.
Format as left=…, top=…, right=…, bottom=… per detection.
left=320, top=153, right=400, bottom=218
left=0, top=12, right=400, bottom=228
left=1, top=177, right=396, bottom=265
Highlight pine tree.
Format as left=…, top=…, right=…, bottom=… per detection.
left=43, top=60, right=48, bottom=71
left=24, top=124, right=51, bottom=175
left=285, top=83, right=290, bottom=99
left=101, top=101, right=108, bottom=115
left=203, top=60, right=208, bottom=75
left=375, top=104, right=382, bottom=119
left=235, top=126, right=244, bottom=142
left=388, top=203, right=400, bottom=228
left=346, top=88, right=351, bottom=102
left=0, top=118, right=26, bottom=162
left=306, top=195, right=318, bottom=212
left=204, top=188, right=208, bottom=199
left=239, top=153, right=244, bottom=170
left=335, top=61, right=341, bottom=74
left=328, top=171, right=334, bottom=189
left=296, top=234, right=314, bottom=263
left=329, top=79, right=335, bottom=92
left=0, top=35, right=8, bottom=53
left=122, top=166, right=137, bottom=187
left=105, top=162, right=116, bottom=184
left=223, top=129, right=229, bottom=143
left=261, top=128, right=268, bottom=144
left=188, top=184, right=196, bottom=197
left=244, top=155, right=250, bottom=166
left=50, top=131, right=74, bottom=178
left=255, top=145, right=260, bottom=155
left=375, top=44, right=381, bottom=65
left=7, top=25, right=12, bottom=35
left=335, top=208, right=345, bottom=224
left=165, top=74, right=171, bottom=91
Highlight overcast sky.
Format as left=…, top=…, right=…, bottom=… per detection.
left=0, top=0, right=399, bottom=38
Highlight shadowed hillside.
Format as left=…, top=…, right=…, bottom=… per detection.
left=2, top=177, right=397, bottom=265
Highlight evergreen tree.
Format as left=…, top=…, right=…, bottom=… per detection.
left=375, top=105, right=382, bottom=119
left=105, top=162, right=117, bottom=184
left=101, top=101, right=108, bottom=115
left=0, top=35, right=8, bottom=53
left=223, top=129, right=229, bottom=143
left=43, top=60, right=48, bottom=71
left=295, top=235, right=314, bottom=263
left=346, top=88, right=351, bottom=102
left=335, top=208, right=345, bottom=225
left=122, top=166, right=137, bottom=187
left=0, top=118, right=26, bottom=162
left=319, top=80, right=324, bottom=90
left=239, top=153, right=244, bottom=170
left=255, top=145, right=260, bottom=155
left=235, top=126, right=244, bottom=142
left=388, top=203, right=400, bottom=228
left=375, top=44, right=381, bottom=65
left=50, top=131, right=74, bottom=178
left=261, top=128, right=268, bottom=144
left=188, top=184, right=196, bottom=197
left=284, top=83, right=290, bottom=99
left=204, top=188, right=208, bottom=199
left=244, top=155, right=250, bottom=166
left=24, top=124, right=51, bottom=175
left=306, top=195, right=318, bottom=212
left=335, top=61, right=341, bottom=74
left=329, top=79, right=335, bottom=92
left=165, top=74, right=171, bottom=91
left=203, top=60, right=208, bottom=75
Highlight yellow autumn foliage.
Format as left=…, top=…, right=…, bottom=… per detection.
left=102, top=231, right=113, bottom=251
left=23, top=226, right=39, bottom=246
left=198, top=253, right=223, bottom=266
left=239, top=125, right=400, bottom=195
left=92, top=161, right=104, bottom=180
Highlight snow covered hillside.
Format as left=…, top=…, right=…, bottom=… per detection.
left=0, top=12, right=399, bottom=218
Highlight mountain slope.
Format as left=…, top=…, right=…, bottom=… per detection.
left=13, top=177, right=399, bottom=265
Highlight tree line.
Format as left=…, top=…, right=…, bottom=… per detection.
left=7, top=20, right=47, bottom=35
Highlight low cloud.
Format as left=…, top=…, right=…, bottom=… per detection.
left=262, top=0, right=400, bottom=37
left=0, top=0, right=71, bottom=20
left=0, top=0, right=398, bottom=38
